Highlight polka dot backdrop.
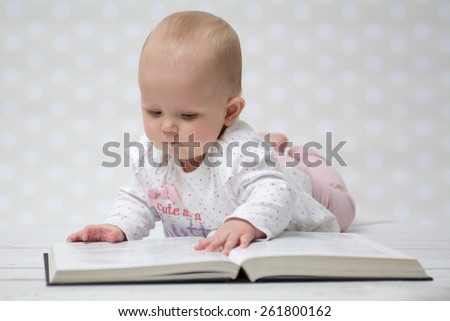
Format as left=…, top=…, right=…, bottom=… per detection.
left=1, top=0, right=449, bottom=227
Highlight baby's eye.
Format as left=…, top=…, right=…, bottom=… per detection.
left=147, top=110, right=161, bottom=117
left=181, top=113, right=197, bottom=120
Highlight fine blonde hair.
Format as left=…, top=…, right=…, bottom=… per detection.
left=144, top=11, right=242, bottom=96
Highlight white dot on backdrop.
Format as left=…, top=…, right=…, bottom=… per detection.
left=51, top=68, right=69, bottom=85
left=0, top=132, right=16, bottom=149
left=22, top=149, right=41, bottom=166
left=293, top=71, right=311, bottom=87
left=341, top=103, right=358, bottom=120
left=47, top=166, right=67, bottom=181
left=102, top=36, right=118, bottom=53
left=365, top=55, right=382, bottom=72
left=95, top=198, right=112, bottom=214
left=20, top=181, right=37, bottom=196
left=341, top=70, right=359, bottom=87
left=73, top=150, right=90, bottom=167
left=341, top=37, right=359, bottom=54
left=50, top=100, right=68, bottom=118
left=4, top=35, right=21, bottom=52
left=364, top=23, right=382, bottom=40
left=316, top=87, right=334, bottom=104
left=293, top=103, right=311, bottom=120
left=316, top=120, right=334, bottom=134
left=101, top=69, right=118, bottom=86
left=17, top=213, right=35, bottom=225
left=391, top=135, right=409, bottom=152
left=340, top=4, right=359, bottom=22
left=440, top=71, right=450, bottom=87
left=52, top=35, right=70, bottom=52
left=148, top=3, right=167, bottom=21
left=48, top=133, right=67, bottom=150
left=122, top=86, right=140, bottom=103
left=364, top=150, right=382, bottom=168
left=1, top=99, right=18, bottom=117
left=340, top=168, right=360, bottom=187
left=122, top=53, right=139, bottom=70
left=28, top=21, right=45, bottom=37
left=391, top=103, right=408, bottom=119
left=365, top=120, right=383, bottom=136
left=27, top=53, right=44, bottom=70
left=24, top=117, right=42, bottom=133
left=268, top=55, right=286, bottom=72
left=365, top=87, right=382, bottom=104
left=53, top=2, right=71, bottom=19
left=245, top=4, right=263, bottom=21
left=0, top=165, right=14, bottom=181
left=4, top=2, right=22, bottom=19
left=416, top=152, right=434, bottom=169
left=417, top=184, right=434, bottom=201
left=99, top=101, right=117, bottom=118
left=267, top=120, right=287, bottom=133
left=45, top=197, right=64, bottom=213
left=390, top=38, right=407, bottom=54
left=244, top=36, right=263, bottom=54
left=77, top=21, right=94, bottom=38
left=121, top=118, right=140, bottom=134
left=74, top=118, right=92, bottom=134
left=342, top=135, right=359, bottom=152
left=441, top=135, right=450, bottom=151
left=414, top=88, right=431, bottom=103
left=390, top=70, right=408, bottom=87
left=293, top=37, right=311, bottom=54
left=102, top=2, right=119, bottom=20
left=268, top=87, right=286, bottom=104
left=316, top=55, right=333, bottom=71
left=439, top=38, right=450, bottom=54
left=391, top=168, right=410, bottom=185
left=25, top=84, right=43, bottom=102
left=389, top=4, right=407, bottom=21
left=414, top=55, right=430, bottom=72
left=316, top=23, right=334, bottom=39
left=123, top=22, right=141, bottom=38
left=393, top=201, right=411, bottom=219
left=415, top=120, right=432, bottom=136
left=366, top=184, right=385, bottom=203
left=441, top=103, right=450, bottom=119
left=244, top=70, right=262, bottom=87
left=443, top=169, right=450, bottom=185
left=71, top=182, right=89, bottom=198
left=439, top=4, right=450, bottom=22
left=413, top=23, right=430, bottom=39
left=241, top=101, right=262, bottom=120
left=75, top=86, right=92, bottom=102
left=3, top=68, right=20, bottom=85
left=0, top=196, right=12, bottom=212
left=76, top=53, right=93, bottom=70
left=293, top=3, right=311, bottom=21
left=97, top=167, right=116, bottom=183
left=268, top=23, right=286, bottom=39
left=69, top=214, right=88, bottom=225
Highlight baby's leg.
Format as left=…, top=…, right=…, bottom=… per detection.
left=288, top=146, right=355, bottom=231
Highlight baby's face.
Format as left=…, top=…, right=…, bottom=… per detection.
left=139, top=47, right=229, bottom=170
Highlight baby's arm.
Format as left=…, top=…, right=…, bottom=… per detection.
left=195, top=218, right=266, bottom=255
left=66, top=224, right=126, bottom=243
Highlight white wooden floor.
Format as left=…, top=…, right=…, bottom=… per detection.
left=1, top=221, right=449, bottom=300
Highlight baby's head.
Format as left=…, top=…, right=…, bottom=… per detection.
left=139, top=11, right=245, bottom=171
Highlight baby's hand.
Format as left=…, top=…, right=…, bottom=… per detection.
left=194, top=218, right=265, bottom=255
left=66, top=224, right=126, bottom=243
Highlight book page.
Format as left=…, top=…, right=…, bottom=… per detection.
left=228, top=231, right=413, bottom=266
left=52, top=237, right=231, bottom=271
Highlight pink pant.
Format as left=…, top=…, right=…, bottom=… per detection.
left=278, top=146, right=356, bottom=232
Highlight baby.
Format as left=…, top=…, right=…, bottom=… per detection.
left=67, top=11, right=355, bottom=255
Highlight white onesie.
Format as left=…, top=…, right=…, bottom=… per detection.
left=105, top=120, right=339, bottom=240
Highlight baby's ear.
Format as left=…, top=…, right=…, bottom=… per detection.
left=224, top=97, right=245, bottom=126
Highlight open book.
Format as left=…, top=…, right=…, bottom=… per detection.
left=44, top=231, right=431, bottom=285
